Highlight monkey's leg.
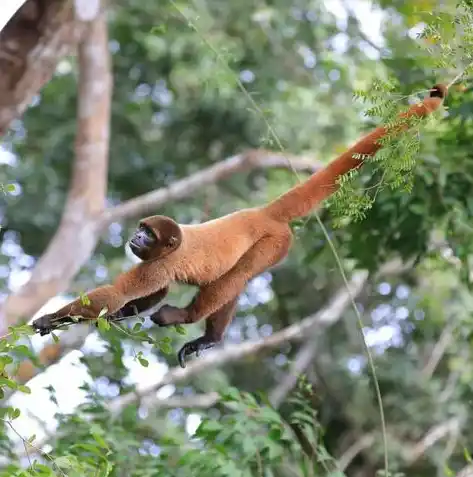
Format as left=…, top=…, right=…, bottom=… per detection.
left=109, top=287, right=169, bottom=321
left=176, top=297, right=238, bottom=368
left=151, top=231, right=292, bottom=327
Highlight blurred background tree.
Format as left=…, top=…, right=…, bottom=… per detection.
left=1, top=0, right=473, bottom=476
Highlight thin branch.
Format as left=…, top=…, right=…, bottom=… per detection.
left=101, top=150, right=322, bottom=225
left=269, top=341, right=319, bottom=408
left=107, top=271, right=369, bottom=414
left=0, top=5, right=112, bottom=330
left=0, top=0, right=83, bottom=136
left=141, top=391, right=220, bottom=410
left=269, top=258, right=412, bottom=408
left=338, top=416, right=463, bottom=472
left=338, top=433, right=375, bottom=472
left=403, top=417, right=462, bottom=465
left=422, top=324, right=454, bottom=380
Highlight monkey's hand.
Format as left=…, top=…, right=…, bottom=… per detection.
left=177, top=336, right=216, bottom=368
left=32, top=313, right=79, bottom=335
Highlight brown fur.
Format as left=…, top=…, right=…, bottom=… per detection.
left=32, top=84, right=447, bottom=366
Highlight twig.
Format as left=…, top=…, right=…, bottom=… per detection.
left=403, top=417, right=462, bottom=464
left=338, top=434, right=375, bottom=472
left=422, top=324, right=454, bottom=380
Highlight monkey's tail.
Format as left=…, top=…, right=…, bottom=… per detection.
left=264, top=84, right=448, bottom=223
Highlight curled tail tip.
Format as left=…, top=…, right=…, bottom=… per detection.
left=429, top=83, right=448, bottom=99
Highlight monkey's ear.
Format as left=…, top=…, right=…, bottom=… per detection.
left=167, top=236, right=179, bottom=247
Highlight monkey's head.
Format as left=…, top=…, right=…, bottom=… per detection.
left=128, top=215, right=182, bottom=261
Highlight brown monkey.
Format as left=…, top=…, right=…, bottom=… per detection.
left=32, top=84, right=448, bottom=367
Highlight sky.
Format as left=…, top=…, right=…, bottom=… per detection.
left=0, top=0, right=413, bottom=461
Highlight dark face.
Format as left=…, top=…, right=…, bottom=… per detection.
left=128, top=225, right=157, bottom=260
left=128, top=217, right=182, bottom=261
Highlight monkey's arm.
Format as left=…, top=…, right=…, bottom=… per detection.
left=32, top=284, right=129, bottom=335
left=32, top=264, right=170, bottom=335
left=109, top=287, right=169, bottom=321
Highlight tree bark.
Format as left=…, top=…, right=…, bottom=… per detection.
left=0, top=0, right=83, bottom=136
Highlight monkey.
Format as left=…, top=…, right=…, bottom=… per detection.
left=32, top=84, right=448, bottom=368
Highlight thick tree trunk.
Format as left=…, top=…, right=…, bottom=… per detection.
left=0, top=0, right=82, bottom=136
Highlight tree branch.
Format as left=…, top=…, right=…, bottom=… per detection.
left=0, top=5, right=112, bottom=330
left=107, top=271, right=368, bottom=415
left=269, top=258, right=412, bottom=408
left=140, top=391, right=220, bottom=411
left=338, top=417, right=463, bottom=472
left=338, top=433, right=375, bottom=472
left=403, top=417, right=462, bottom=465
left=101, top=150, right=322, bottom=225
left=0, top=0, right=84, bottom=136
left=422, top=323, right=454, bottom=380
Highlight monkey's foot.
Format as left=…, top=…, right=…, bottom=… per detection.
left=177, top=336, right=216, bottom=368
left=150, top=305, right=190, bottom=326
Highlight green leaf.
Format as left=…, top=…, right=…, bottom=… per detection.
left=174, top=324, right=187, bottom=335
left=80, top=293, right=91, bottom=306
left=159, top=341, right=173, bottom=354
left=97, top=317, right=111, bottom=332
left=54, top=456, right=74, bottom=469
left=92, top=432, right=110, bottom=450
left=0, top=376, right=17, bottom=389
left=17, top=384, right=31, bottom=394
left=138, top=356, right=149, bottom=367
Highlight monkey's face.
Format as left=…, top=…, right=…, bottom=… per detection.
left=129, top=225, right=157, bottom=260
left=128, top=216, right=182, bottom=261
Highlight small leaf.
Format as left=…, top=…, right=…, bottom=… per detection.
left=159, top=341, right=173, bottom=355
left=54, top=456, right=75, bottom=468
left=97, top=317, right=110, bottom=332
left=6, top=184, right=15, bottom=193
left=92, top=432, right=109, bottom=450
left=174, top=324, right=187, bottom=335
left=138, top=356, right=149, bottom=367
left=17, top=384, right=31, bottom=394
left=51, top=332, right=59, bottom=343
left=80, top=293, right=91, bottom=306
